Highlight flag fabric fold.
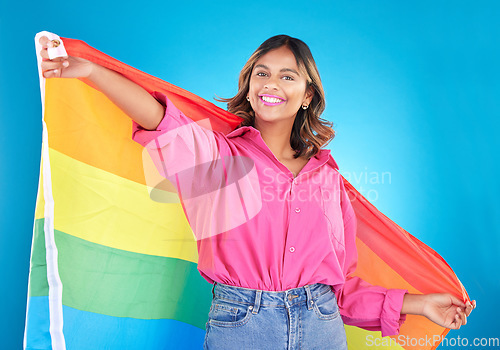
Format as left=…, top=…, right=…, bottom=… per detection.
left=24, top=32, right=469, bottom=350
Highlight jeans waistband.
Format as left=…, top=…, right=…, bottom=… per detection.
left=211, top=282, right=333, bottom=315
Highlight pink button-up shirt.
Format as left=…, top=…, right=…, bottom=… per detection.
left=132, top=92, right=407, bottom=337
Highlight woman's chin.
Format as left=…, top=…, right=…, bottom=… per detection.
left=254, top=112, right=293, bottom=125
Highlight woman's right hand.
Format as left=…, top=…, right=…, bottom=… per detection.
left=39, top=36, right=94, bottom=79
left=38, top=35, right=165, bottom=130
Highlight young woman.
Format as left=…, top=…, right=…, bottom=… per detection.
left=39, top=34, right=475, bottom=349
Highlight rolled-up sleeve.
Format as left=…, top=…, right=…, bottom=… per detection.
left=334, top=182, right=408, bottom=337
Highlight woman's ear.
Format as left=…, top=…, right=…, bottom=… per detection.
left=304, top=85, right=315, bottom=105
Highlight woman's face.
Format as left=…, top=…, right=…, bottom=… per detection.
left=248, top=46, right=313, bottom=126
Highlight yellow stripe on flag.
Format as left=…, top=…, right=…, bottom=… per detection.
left=47, top=148, right=198, bottom=263
left=34, top=158, right=45, bottom=220
left=345, top=325, right=406, bottom=350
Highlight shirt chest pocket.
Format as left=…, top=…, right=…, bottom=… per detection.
left=319, top=186, right=346, bottom=249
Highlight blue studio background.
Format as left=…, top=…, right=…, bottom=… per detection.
left=1, top=1, right=499, bottom=349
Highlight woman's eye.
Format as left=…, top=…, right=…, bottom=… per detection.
left=256, top=72, right=267, bottom=77
left=283, top=76, right=294, bottom=81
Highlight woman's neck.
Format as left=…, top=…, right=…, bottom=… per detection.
left=255, top=119, right=297, bottom=160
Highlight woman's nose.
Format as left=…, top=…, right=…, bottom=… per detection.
left=264, top=76, right=279, bottom=90
left=264, top=82, right=278, bottom=90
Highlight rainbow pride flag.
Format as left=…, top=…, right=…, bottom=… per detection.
left=24, top=31, right=469, bottom=350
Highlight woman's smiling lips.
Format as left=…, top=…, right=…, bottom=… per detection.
left=259, top=94, right=286, bottom=106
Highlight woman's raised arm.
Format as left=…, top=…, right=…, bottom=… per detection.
left=39, top=35, right=165, bottom=131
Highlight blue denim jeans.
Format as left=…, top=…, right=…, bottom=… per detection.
left=203, top=281, right=348, bottom=350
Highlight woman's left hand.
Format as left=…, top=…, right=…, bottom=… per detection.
left=421, top=293, right=476, bottom=329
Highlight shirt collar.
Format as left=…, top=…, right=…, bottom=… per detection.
left=226, top=125, right=257, bottom=139
left=226, top=126, right=339, bottom=171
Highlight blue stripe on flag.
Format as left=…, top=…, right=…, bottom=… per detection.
left=25, top=296, right=51, bottom=350
left=25, top=296, right=207, bottom=349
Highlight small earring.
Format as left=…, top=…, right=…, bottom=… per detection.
left=302, top=104, right=309, bottom=110
left=246, top=96, right=250, bottom=101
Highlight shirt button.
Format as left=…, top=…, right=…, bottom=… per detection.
left=293, top=178, right=298, bottom=185
left=295, top=207, right=301, bottom=213
left=289, top=246, right=295, bottom=252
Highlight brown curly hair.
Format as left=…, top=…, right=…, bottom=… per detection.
left=216, top=35, right=335, bottom=160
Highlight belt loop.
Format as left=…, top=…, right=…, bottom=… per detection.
left=304, top=285, right=313, bottom=310
left=252, top=290, right=262, bottom=314
left=212, top=282, right=217, bottom=298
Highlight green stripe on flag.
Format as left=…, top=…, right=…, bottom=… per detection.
left=28, top=219, right=50, bottom=297
left=31, top=218, right=212, bottom=330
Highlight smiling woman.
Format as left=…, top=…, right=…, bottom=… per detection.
left=31, top=32, right=474, bottom=350
left=249, top=47, right=314, bottom=136
left=216, top=35, right=335, bottom=163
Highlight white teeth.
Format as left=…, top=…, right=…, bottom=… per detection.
left=261, top=96, right=283, bottom=103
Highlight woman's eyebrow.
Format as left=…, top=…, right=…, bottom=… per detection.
left=254, top=64, right=299, bottom=75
